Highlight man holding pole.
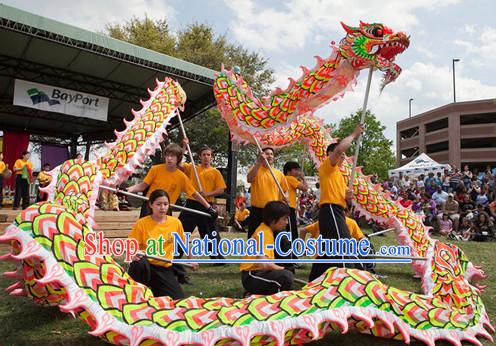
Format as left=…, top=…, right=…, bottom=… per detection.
left=127, top=143, right=217, bottom=220
left=246, top=147, right=289, bottom=238
left=179, top=141, right=227, bottom=260
left=308, top=124, right=364, bottom=281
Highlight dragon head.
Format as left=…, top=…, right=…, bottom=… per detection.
left=338, top=21, right=410, bottom=90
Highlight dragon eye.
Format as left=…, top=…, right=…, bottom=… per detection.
left=372, top=28, right=383, bottom=37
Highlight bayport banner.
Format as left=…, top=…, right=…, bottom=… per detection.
left=13, top=79, right=109, bottom=121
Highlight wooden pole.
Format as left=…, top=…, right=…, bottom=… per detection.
left=137, top=251, right=195, bottom=268
left=348, top=66, right=374, bottom=192
left=100, top=186, right=221, bottom=219
left=367, top=227, right=396, bottom=237
left=177, top=110, right=203, bottom=192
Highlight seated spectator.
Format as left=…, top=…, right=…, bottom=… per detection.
left=426, top=181, right=437, bottom=196
left=438, top=213, right=452, bottom=236
left=424, top=172, right=435, bottom=188
left=422, top=195, right=437, bottom=227
left=475, top=189, right=489, bottom=207
left=390, top=184, right=399, bottom=199
left=459, top=217, right=471, bottom=235
left=432, top=187, right=449, bottom=207
left=416, top=175, right=425, bottom=189
left=412, top=196, right=423, bottom=214
left=435, top=172, right=443, bottom=187
left=462, top=220, right=477, bottom=241
left=399, top=191, right=413, bottom=209
left=400, top=175, right=411, bottom=190
left=469, top=178, right=480, bottom=201
left=455, top=186, right=466, bottom=202
left=437, top=193, right=460, bottom=232
left=459, top=194, right=475, bottom=220
left=474, top=204, right=490, bottom=220
left=477, top=213, right=494, bottom=238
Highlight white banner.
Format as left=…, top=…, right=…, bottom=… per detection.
left=13, top=79, right=108, bottom=121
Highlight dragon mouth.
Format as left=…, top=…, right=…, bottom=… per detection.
left=369, top=35, right=410, bottom=62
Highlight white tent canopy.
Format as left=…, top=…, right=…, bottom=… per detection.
left=389, top=153, right=451, bottom=178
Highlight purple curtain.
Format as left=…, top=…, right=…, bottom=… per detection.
left=41, top=144, right=69, bottom=168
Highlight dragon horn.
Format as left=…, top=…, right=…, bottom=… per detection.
left=340, top=22, right=357, bottom=34
left=359, top=20, right=370, bottom=27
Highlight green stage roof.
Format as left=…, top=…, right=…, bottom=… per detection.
left=0, top=3, right=217, bottom=142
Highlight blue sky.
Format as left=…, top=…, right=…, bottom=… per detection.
left=4, top=0, right=496, bottom=149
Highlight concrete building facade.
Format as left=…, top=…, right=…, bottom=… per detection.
left=396, top=99, right=496, bottom=171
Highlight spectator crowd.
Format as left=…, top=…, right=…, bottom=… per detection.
left=383, top=165, right=496, bottom=241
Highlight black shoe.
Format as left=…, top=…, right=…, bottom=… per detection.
left=178, top=275, right=193, bottom=285
left=243, top=291, right=253, bottom=298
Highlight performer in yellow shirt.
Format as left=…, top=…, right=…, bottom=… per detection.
left=13, top=151, right=33, bottom=210
left=234, top=201, right=250, bottom=232
left=179, top=142, right=227, bottom=260
left=301, top=209, right=375, bottom=274
left=240, top=201, right=294, bottom=295
left=246, top=147, right=289, bottom=238
left=301, top=217, right=365, bottom=241
left=127, top=143, right=217, bottom=220
left=309, top=124, right=364, bottom=281
left=283, top=161, right=309, bottom=243
left=128, top=189, right=198, bottom=299
left=37, top=163, right=52, bottom=202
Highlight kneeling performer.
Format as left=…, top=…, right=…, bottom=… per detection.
left=128, top=189, right=198, bottom=299
left=240, top=201, right=294, bottom=295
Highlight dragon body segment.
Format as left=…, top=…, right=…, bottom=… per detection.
left=0, top=23, right=494, bottom=346
left=213, top=21, right=409, bottom=139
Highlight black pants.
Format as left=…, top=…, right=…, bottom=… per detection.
left=13, top=175, right=30, bottom=209
left=149, top=264, right=185, bottom=299
left=309, top=204, right=355, bottom=282
left=288, top=207, right=298, bottom=241
left=178, top=200, right=222, bottom=259
left=247, top=206, right=264, bottom=239
left=241, top=269, right=294, bottom=295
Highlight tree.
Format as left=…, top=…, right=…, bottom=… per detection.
left=331, top=110, right=395, bottom=180
left=105, top=19, right=274, bottom=168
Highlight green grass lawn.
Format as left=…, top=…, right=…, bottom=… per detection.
left=0, top=232, right=494, bottom=345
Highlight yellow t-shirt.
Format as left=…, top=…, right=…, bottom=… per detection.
left=128, top=215, right=185, bottom=268
left=38, top=171, right=52, bottom=186
left=183, top=163, right=227, bottom=202
left=235, top=208, right=250, bottom=222
left=319, top=159, right=346, bottom=208
left=0, top=161, right=5, bottom=174
left=240, top=223, right=274, bottom=272
left=285, top=175, right=300, bottom=209
left=250, top=166, right=288, bottom=208
left=303, top=217, right=364, bottom=240
left=14, top=159, right=33, bottom=175
left=345, top=217, right=364, bottom=240
left=303, top=221, right=320, bottom=239
left=143, top=164, right=196, bottom=204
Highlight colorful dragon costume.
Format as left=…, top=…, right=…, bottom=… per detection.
left=0, top=22, right=494, bottom=346
left=214, top=21, right=409, bottom=149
